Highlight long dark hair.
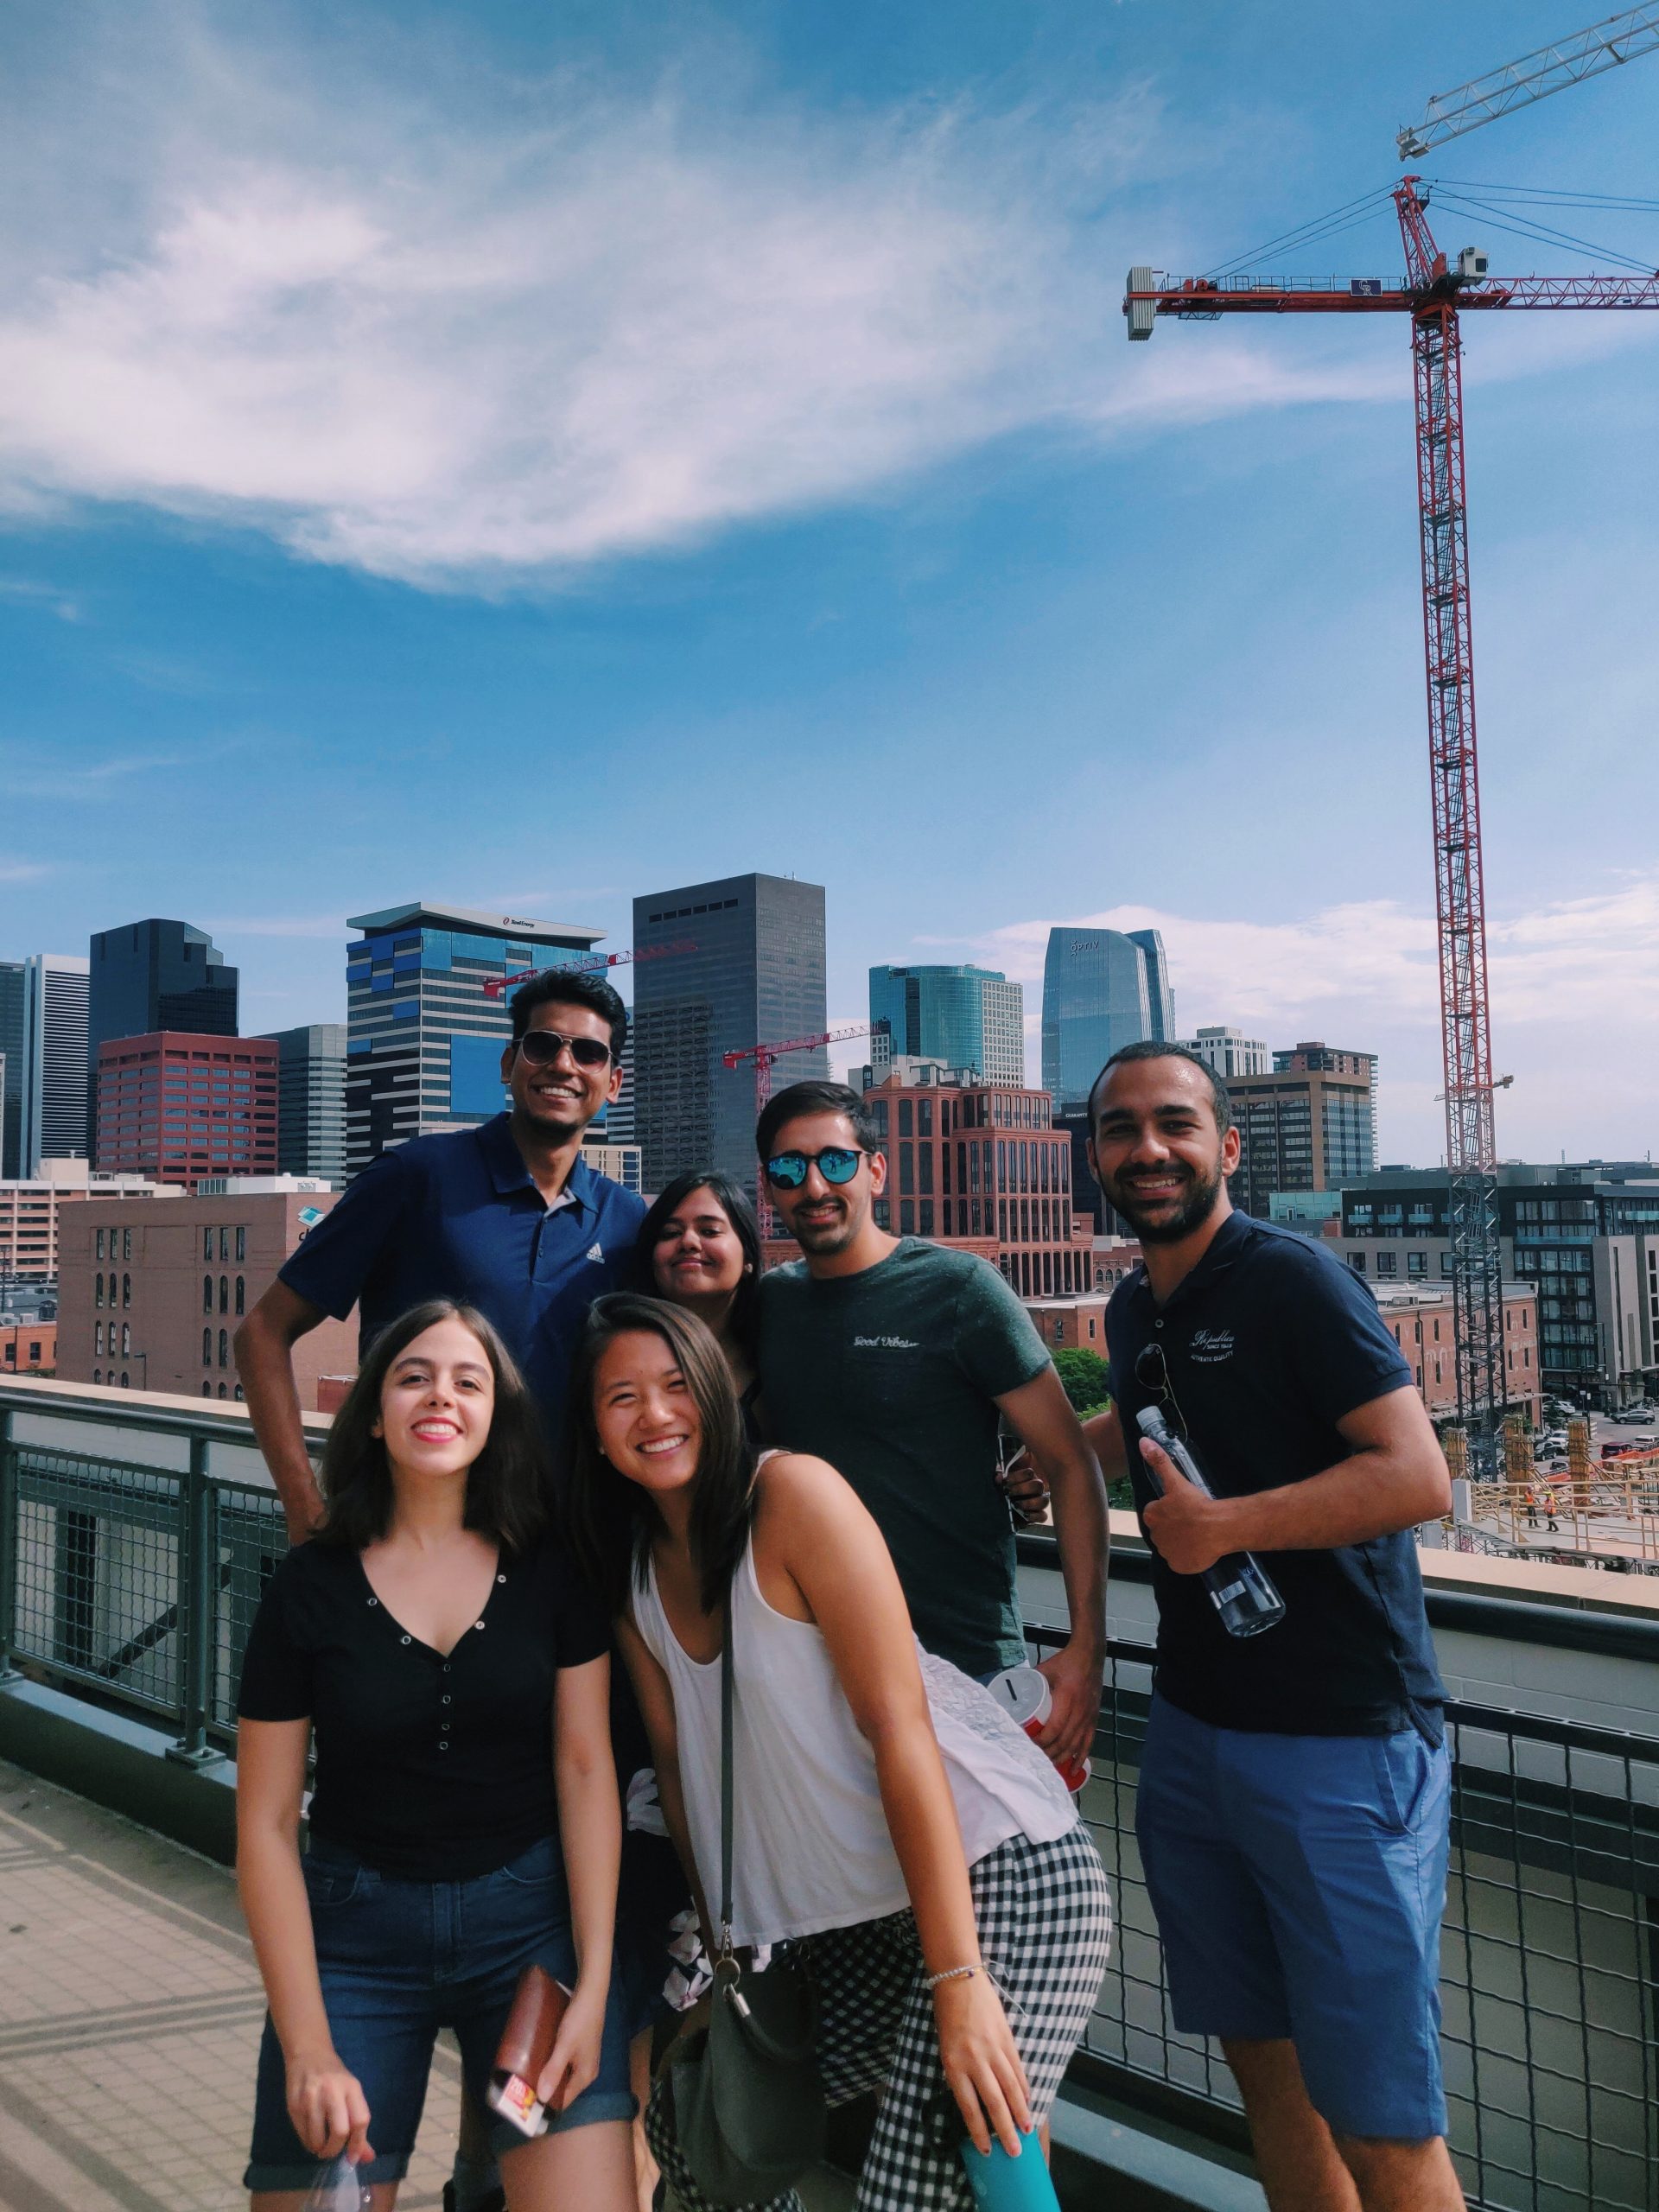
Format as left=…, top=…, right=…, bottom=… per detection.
left=563, top=1292, right=756, bottom=1618
left=632, top=1170, right=763, bottom=1362
left=314, top=1300, right=548, bottom=1555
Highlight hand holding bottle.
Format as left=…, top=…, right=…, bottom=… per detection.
left=1135, top=1408, right=1285, bottom=1638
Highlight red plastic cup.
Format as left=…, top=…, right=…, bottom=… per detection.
left=985, top=1665, right=1090, bottom=1794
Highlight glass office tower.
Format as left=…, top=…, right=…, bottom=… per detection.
left=632, top=874, right=827, bottom=1200
left=88, top=920, right=238, bottom=1156
left=868, top=965, right=1024, bottom=1085
left=345, top=902, right=604, bottom=1175
left=1040, top=926, right=1174, bottom=1110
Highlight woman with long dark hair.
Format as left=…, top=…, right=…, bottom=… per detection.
left=632, top=1171, right=762, bottom=1406
left=564, top=1293, right=1111, bottom=2212
left=235, top=1300, right=635, bottom=2209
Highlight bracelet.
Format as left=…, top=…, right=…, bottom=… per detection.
left=923, top=1964, right=980, bottom=1992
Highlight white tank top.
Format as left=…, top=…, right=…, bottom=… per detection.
left=632, top=1526, right=1077, bottom=1948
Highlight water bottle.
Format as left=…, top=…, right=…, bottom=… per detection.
left=302, top=2154, right=371, bottom=2212
left=1135, top=1406, right=1286, bottom=1638
left=960, top=2130, right=1063, bottom=2209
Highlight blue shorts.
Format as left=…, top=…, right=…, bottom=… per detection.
left=245, top=1836, right=637, bottom=2191
left=1136, top=1694, right=1451, bottom=2142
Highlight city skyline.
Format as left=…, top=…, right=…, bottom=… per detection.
left=3, top=3, right=1656, bottom=1169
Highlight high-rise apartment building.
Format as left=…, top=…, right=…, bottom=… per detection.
left=0, top=963, right=23, bottom=1179
left=19, top=954, right=90, bottom=1173
left=95, top=1033, right=279, bottom=1191
left=264, top=1024, right=347, bottom=1185
left=1273, top=1041, right=1379, bottom=1172
left=1225, top=1065, right=1376, bottom=1220
left=868, top=965, right=1024, bottom=1085
left=345, top=902, right=603, bottom=1175
left=1183, top=1026, right=1272, bottom=1077
left=632, top=875, right=827, bottom=1198
left=1040, top=927, right=1173, bottom=1110
left=88, top=920, right=237, bottom=1154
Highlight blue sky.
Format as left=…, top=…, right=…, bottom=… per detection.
left=3, top=1, right=1657, bottom=1166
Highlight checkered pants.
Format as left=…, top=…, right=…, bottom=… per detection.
left=645, top=1823, right=1110, bottom=2212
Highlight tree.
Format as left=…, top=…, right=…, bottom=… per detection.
left=1052, top=1346, right=1111, bottom=1416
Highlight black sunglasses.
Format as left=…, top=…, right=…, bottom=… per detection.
left=515, top=1029, right=613, bottom=1071
left=1135, top=1341, right=1186, bottom=1435
left=764, top=1147, right=870, bottom=1190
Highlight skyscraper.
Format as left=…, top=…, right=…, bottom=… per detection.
left=1039, top=927, right=1175, bottom=1110
left=344, top=901, right=604, bottom=1175
left=1183, top=1026, right=1272, bottom=1077
left=95, top=1033, right=278, bottom=1190
left=1225, top=1065, right=1376, bottom=1219
left=632, top=874, right=827, bottom=1198
left=88, top=920, right=238, bottom=1154
left=1272, top=1041, right=1379, bottom=1173
left=868, top=965, right=1025, bottom=1085
left=0, top=962, right=23, bottom=1179
left=263, top=1024, right=348, bottom=1185
left=19, top=955, right=90, bottom=1174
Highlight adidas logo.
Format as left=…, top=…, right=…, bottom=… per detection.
left=587, top=1243, right=604, bottom=1262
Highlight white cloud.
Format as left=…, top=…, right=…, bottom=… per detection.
left=0, top=856, right=51, bottom=882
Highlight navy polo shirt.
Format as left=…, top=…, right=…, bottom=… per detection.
left=280, top=1114, right=646, bottom=1434
left=1106, top=1211, right=1445, bottom=1742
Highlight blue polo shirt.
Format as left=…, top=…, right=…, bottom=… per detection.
left=1105, top=1211, right=1445, bottom=1742
left=280, top=1114, right=646, bottom=1433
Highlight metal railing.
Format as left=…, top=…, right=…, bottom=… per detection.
left=4, top=1388, right=1659, bottom=2210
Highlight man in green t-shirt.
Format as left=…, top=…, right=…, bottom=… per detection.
left=755, top=1080, right=1108, bottom=1767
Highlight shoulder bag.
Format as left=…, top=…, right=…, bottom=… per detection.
left=668, top=1597, right=826, bottom=2204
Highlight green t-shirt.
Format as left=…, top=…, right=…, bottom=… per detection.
left=757, top=1237, right=1052, bottom=1676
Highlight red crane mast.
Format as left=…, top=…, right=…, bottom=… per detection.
left=1125, top=180, right=1657, bottom=1469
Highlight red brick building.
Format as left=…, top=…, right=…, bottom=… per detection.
left=0, top=1319, right=54, bottom=1377
left=1373, top=1282, right=1541, bottom=1427
left=95, top=1033, right=278, bottom=1191
left=56, top=1185, right=355, bottom=1408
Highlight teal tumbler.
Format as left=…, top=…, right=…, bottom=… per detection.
left=959, top=2130, right=1062, bottom=2209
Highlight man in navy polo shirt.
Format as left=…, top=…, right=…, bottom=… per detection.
left=237, top=968, right=644, bottom=1541
left=1081, top=1042, right=1462, bottom=2212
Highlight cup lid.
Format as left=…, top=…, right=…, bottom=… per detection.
left=983, top=1664, right=1050, bottom=1729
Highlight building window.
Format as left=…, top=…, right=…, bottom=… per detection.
left=234, top=1383, right=245, bottom=1402
left=919, top=1201, right=935, bottom=1237
left=218, top=1382, right=227, bottom=1399
left=236, top=1226, right=246, bottom=1262
left=96, top=1274, right=105, bottom=1308
left=219, top=1275, right=229, bottom=1314
left=203, top=1274, right=213, bottom=1313
left=219, top=1227, right=230, bottom=1262
left=203, top=1226, right=213, bottom=1262
left=94, top=1322, right=103, bottom=1355
left=235, top=1276, right=245, bottom=1316
left=96, top=1227, right=105, bottom=1261
left=123, top=1227, right=132, bottom=1261
left=122, top=1273, right=131, bottom=1307
left=219, top=1328, right=229, bottom=1368
left=900, top=1201, right=915, bottom=1236
left=121, top=1372, right=130, bottom=1389
left=203, top=1328, right=213, bottom=1366
left=899, top=1100, right=913, bottom=1138
left=202, top=1382, right=213, bottom=1397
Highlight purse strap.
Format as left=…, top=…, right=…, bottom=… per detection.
left=718, top=1592, right=735, bottom=1961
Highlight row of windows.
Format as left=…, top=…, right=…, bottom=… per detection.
left=205, top=1326, right=232, bottom=1368
left=93, top=1322, right=131, bottom=1355
left=95, top=1225, right=133, bottom=1261
left=203, top=1275, right=246, bottom=1316
left=94, top=1273, right=131, bottom=1307
left=204, top=1226, right=248, bottom=1262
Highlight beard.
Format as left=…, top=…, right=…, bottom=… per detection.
left=785, top=1195, right=858, bottom=1254
left=1103, top=1157, right=1227, bottom=1245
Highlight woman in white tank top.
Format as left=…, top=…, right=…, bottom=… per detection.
left=564, top=1293, right=1111, bottom=2212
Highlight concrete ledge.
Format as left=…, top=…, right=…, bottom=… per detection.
left=1051, top=2082, right=1266, bottom=2212
left=0, top=1678, right=238, bottom=1865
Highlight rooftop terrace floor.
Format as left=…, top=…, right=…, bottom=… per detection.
left=0, top=1762, right=855, bottom=2212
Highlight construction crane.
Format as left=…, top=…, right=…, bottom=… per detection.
left=1125, top=157, right=1658, bottom=1470
left=1398, top=5, right=1659, bottom=156
left=722, top=1026, right=871, bottom=1115
left=481, top=938, right=696, bottom=998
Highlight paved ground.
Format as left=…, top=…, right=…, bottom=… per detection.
left=0, top=1762, right=851, bottom=2212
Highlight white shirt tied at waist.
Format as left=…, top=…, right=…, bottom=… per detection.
left=633, top=1530, right=1076, bottom=1951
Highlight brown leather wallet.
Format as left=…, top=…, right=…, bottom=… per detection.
left=486, top=1964, right=571, bottom=2138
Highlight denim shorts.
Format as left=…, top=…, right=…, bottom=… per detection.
left=244, top=1835, right=637, bottom=2191
left=1136, top=1693, right=1452, bottom=2142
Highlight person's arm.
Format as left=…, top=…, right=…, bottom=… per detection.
left=765, top=1458, right=1034, bottom=2159
left=235, top=1281, right=329, bottom=1544
left=994, top=1367, right=1108, bottom=1769
left=1080, top=1402, right=1129, bottom=1483
left=236, top=1718, right=373, bottom=2166
left=535, top=1653, right=622, bottom=2113
left=615, top=1612, right=715, bottom=1948
left=1138, top=1383, right=1452, bottom=1574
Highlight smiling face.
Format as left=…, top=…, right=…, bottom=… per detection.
left=499, top=997, right=622, bottom=1140
left=763, top=1109, right=886, bottom=1257
left=1087, top=1054, right=1240, bottom=1246
left=651, top=1185, right=747, bottom=1306
left=372, top=1313, right=496, bottom=1484
left=592, top=1328, right=703, bottom=1500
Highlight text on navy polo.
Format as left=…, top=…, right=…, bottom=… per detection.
left=279, top=1112, right=646, bottom=1429
left=1104, top=1210, right=1446, bottom=1742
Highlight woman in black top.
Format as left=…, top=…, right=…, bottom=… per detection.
left=634, top=1171, right=762, bottom=1427
left=237, top=1300, right=635, bottom=2209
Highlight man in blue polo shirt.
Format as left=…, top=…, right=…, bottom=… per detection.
left=237, top=968, right=644, bottom=1541
left=1081, top=1042, right=1462, bottom=2212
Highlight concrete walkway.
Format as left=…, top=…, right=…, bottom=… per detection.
left=0, top=1760, right=852, bottom=2212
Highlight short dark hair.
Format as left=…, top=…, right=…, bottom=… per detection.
left=755, top=1079, right=881, bottom=1164
left=562, top=1293, right=756, bottom=1616
left=313, top=1300, right=549, bottom=1555
left=1088, top=1040, right=1233, bottom=1137
left=632, top=1171, right=763, bottom=1360
left=509, top=966, right=627, bottom=1058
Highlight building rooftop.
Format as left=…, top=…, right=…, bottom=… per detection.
left=346, top=900, right=604, bottom=947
